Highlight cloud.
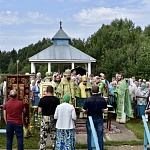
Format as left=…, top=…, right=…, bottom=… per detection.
left=27, top=12, right=53, bottom=24
left=124, top=0, right=150, bottom=7
left=74, top=2, right=150, bottom=28
left=0, top=11, right=53, bottom=25
left=74, top=7, right=128, bottom=25
left=1, top=0, right=150, bottom=52
left=70, top=0, right=89, bottom=1
left=141, top=0, right=150, bottom=9
left=0, top=11, right=22, bottom=25
left=56, top=0, right=88, bottom=2
left=0, top=25, right=60, bottom=51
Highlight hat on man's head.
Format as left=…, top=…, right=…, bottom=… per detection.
left=45, top=72, right=53, bottom=77
left=82, top=75, right=88, bottom=81
left=64, top=69, right=71, bottom=75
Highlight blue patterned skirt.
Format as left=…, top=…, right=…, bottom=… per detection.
left=55, top=129, right=76, bottom=150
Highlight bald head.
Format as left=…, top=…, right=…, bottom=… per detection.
left=10, top=90, right=17, bottom=98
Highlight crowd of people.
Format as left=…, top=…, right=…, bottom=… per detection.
left=28, top=71, right=150, bottom=120
left=0, top=69, right=150, bottom=150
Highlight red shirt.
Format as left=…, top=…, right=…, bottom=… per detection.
left=3, top=98, right=25, bottom=124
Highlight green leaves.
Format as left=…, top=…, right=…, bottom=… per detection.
left=84, top=18, right=149, bottom=80
left=8, top=58, right=16, bottom=74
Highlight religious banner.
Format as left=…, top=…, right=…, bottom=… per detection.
left=39, top=82, right=52, bottom=98
left=6, top=75, right=30, bottom=127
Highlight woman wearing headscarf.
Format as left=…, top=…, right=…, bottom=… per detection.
left=54, top=94, right=77, bottom=150
left=108, top=81, right=117, bottom=112
left=136, top=83, right=149, bottom=118
left=128, top=78, right=138, bottom=118
left=31, top=80, right=40, bottom=106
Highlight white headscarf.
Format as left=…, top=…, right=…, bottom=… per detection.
left=129, top=78, right=134, bottom=86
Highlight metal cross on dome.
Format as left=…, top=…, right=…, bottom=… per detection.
left=60, top=21, right=62, bottom=29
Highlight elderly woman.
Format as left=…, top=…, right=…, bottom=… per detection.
left=146, top=82, right=150, bottom=91
left=54, top=94, right=77, bottom=150
left=136, top=83, right=149, bottom=118
left=31, top=80, right=40, bottom=106
left=128, top=78, right=138, bottom=117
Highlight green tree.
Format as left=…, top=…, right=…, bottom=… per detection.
left=143, top=25, right=150, bottom=37
left=8, top=58, right=16, bottom=74
left=70, top=38, right=86, bottom=52
left=135, top=41, right=150, bottom=79
left=37, top=65, right=48, bottom=78
left=1, top=18, right=150, bottom=80
left=10, top=49, right=18, bottom=63
left=20, top=64, right=31, bottom=74
left=85, top=18, right=143, bottom=80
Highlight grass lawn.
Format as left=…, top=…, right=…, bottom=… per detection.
left=0, top=118, right=149, bottom=149
left=0, top=126, right=40, bottom=149
left=0, top=133, right=40, bottom=149
left=0, top=118, right=40, bottom=149
left=125, top=118, right=150, bottom=139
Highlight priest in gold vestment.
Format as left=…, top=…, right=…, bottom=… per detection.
left=75, top=75, right=92, bottom=118
left=56, top=69, right=75, bottom=105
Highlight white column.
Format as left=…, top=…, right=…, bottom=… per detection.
left=88, top=62, right=91, bottom=76
left=31, top=62, right=35, bottom=73
left=58, top=65, right=60, bottom=73
left=71, top=62, right=75, bottom=69
left=85, top=63, right=88, bottom=76
left=48, top=62, right=51, bottom=72
left=85, top=63, right=87, bottom=70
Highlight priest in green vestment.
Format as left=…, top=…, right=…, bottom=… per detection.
left=94, top=76, right=107, bottom=97
left=115, top=79, right=133, bottom=123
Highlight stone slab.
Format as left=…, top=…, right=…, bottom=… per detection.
left=105, top=121, right=140, bottom=141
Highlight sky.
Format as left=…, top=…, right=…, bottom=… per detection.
left=0, top=0, right=150, bottom=52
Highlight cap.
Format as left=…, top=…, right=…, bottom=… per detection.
left=64, top=69, right=71, bottom=75
left=45, top=72, right=53, bottom=77
left=82, top=75, right=88, bottom=81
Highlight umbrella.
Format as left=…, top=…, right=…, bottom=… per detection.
left=71, top=66, right=86, bottom=76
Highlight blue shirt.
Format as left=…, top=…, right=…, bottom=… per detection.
left=83, top=94, right=107, bottom=119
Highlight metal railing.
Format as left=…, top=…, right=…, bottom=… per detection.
left=0, top=129, right=6, bottom=134
left=142, top=115, right=150, bottom=150
left=88, top=116, right=100, bottom=150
